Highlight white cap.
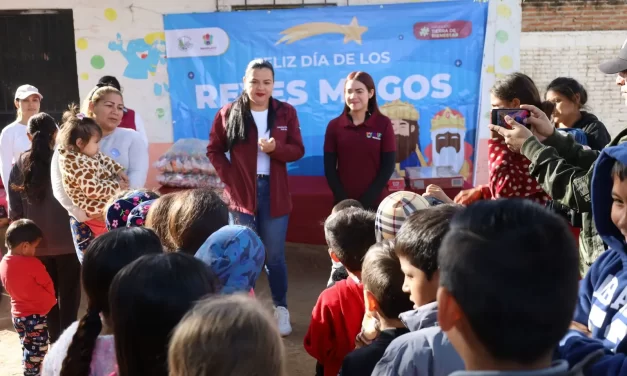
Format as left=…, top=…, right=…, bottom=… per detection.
left=14, top=85, right=43, bottom=100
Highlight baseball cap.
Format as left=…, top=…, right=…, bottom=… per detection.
left=14, top=85, right=43, bottom=100
left=599, top=37, right=627, bottom=74
left=375, top=191, right=431, bottom=241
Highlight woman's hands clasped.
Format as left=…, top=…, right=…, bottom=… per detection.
left=258, top=138, right=276, bottom=154
left=488, top=105, right=555, bottom=153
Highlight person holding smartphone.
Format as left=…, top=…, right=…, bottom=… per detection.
left=449, top=73, right=554, bottom=206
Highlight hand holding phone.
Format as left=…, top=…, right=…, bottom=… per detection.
left=491, top=109, right=531, bottom=130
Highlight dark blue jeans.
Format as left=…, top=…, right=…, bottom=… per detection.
left=229, top=176, right=289, bottom=308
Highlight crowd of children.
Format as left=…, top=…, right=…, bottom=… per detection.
left=1, top=184, right=283, bottom=376
left=4, top=175, right=623, bottom=376
left=301, top=178, right=617, bottom=376
left=4, top=149, right=627, bottom=376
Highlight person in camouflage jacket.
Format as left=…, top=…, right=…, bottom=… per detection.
left=489, top=42, right=627, bottom=275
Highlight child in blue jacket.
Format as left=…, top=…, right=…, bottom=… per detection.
left=574, top=144, right=627, bottom=350
left=558, top=144, right=627, bottom=374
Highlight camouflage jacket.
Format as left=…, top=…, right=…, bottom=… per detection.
left=521, top=127, right=627, bottom=275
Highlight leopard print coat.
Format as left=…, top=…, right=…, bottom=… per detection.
left=58, top=146, right=124, bottom=218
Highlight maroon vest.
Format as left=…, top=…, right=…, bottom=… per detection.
left=119, top=108, right=136, bottom=131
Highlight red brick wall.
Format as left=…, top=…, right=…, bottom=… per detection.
left=522, top=0, right=627, bottom=32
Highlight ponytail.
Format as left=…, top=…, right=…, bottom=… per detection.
left=11, top=113, right=57, bottom=203
left=59, top=308, right=103, bottom=376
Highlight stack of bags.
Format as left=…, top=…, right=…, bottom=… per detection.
left=155, top=138, right=225, bottom=189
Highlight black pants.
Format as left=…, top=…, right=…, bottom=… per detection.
left=38, top=254, right=81, bottom=343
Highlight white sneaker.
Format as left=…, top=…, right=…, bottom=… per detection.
left=275, top=306, right=292, bottom=337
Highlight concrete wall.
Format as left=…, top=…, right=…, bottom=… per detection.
left=521, top=31, right=627, bottom=137
left=520, top=1, right=627, bottom=137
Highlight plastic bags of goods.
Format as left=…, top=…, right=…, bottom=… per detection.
left=155, top=139, right=225, bottom=189
left=156, top=173, right=225, bottom=189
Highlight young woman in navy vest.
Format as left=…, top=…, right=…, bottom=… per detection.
left=324, top=71, right=396, bottom=211
left=207, top=59, right=305, bottom=337
left=96, top=76, right=149, bottom=146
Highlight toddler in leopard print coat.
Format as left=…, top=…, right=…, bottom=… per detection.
left=57, top=106, right=129, bottom=236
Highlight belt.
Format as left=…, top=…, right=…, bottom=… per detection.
left=257, top=174, right=269, bottom=179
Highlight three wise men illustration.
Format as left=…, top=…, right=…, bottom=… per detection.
left=381, top=101, right=473, bottom=180
left=379, top=100, right=427, bottom=177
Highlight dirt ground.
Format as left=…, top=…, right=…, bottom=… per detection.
left=0, top=242, right=330, bottom=375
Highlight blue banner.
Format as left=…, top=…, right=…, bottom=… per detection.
left=164, top=1, right=488, bottom=178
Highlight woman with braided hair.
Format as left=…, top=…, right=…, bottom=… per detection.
left=41, top=228, right=162, bottom=376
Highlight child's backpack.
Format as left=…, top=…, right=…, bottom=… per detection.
left=558, top=128, right=589, bottom=147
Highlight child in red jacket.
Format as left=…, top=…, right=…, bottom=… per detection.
left=0, top=219, right=56, bottom=376
left=304, top=207, right=376, bottom=376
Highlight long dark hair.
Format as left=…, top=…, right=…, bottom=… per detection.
left=226, top=59, right=276, bottom=151
left=59, top=228, right=163, bottom=376
left=11, top=112, right=57, bottom=203
left=491, top=72, right=554, bottom=117
left=343, top=71, right=380, bottom=115
left=110, top=253, right=220, bottom=376
left=546, top=77, right=588, bottom=109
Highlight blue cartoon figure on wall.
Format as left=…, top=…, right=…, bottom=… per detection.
left=108, top=32, right=169, bottom=96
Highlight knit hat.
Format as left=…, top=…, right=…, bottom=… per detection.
left=195, top=225, right=266, bottom=294
left=105, top=190, right=160, bottom=230
left=127, top=199, right=156, bottom=228
left=375, top=191, right=431, bottom=241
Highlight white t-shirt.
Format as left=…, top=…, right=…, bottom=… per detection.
left=252, top=109, right=271, bottom=175
left=41, top=321, right=116, bottom=376
left=0, top=121, right=30, bottom=202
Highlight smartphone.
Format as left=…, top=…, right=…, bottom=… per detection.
left=491, top=109, right=530, bottom=129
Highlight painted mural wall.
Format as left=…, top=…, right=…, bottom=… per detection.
left=1, top=0, right=522, bottom=186
left=72, top=6, right=174, bottom=143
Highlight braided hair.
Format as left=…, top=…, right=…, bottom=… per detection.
left=59, top=228, right=163, bottom=376
left=10, top=113, right=57, bottom=203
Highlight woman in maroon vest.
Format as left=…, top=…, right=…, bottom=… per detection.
left=96, top=76, right=148, bottom=145
left=207, top=59, right=305, bottom=337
